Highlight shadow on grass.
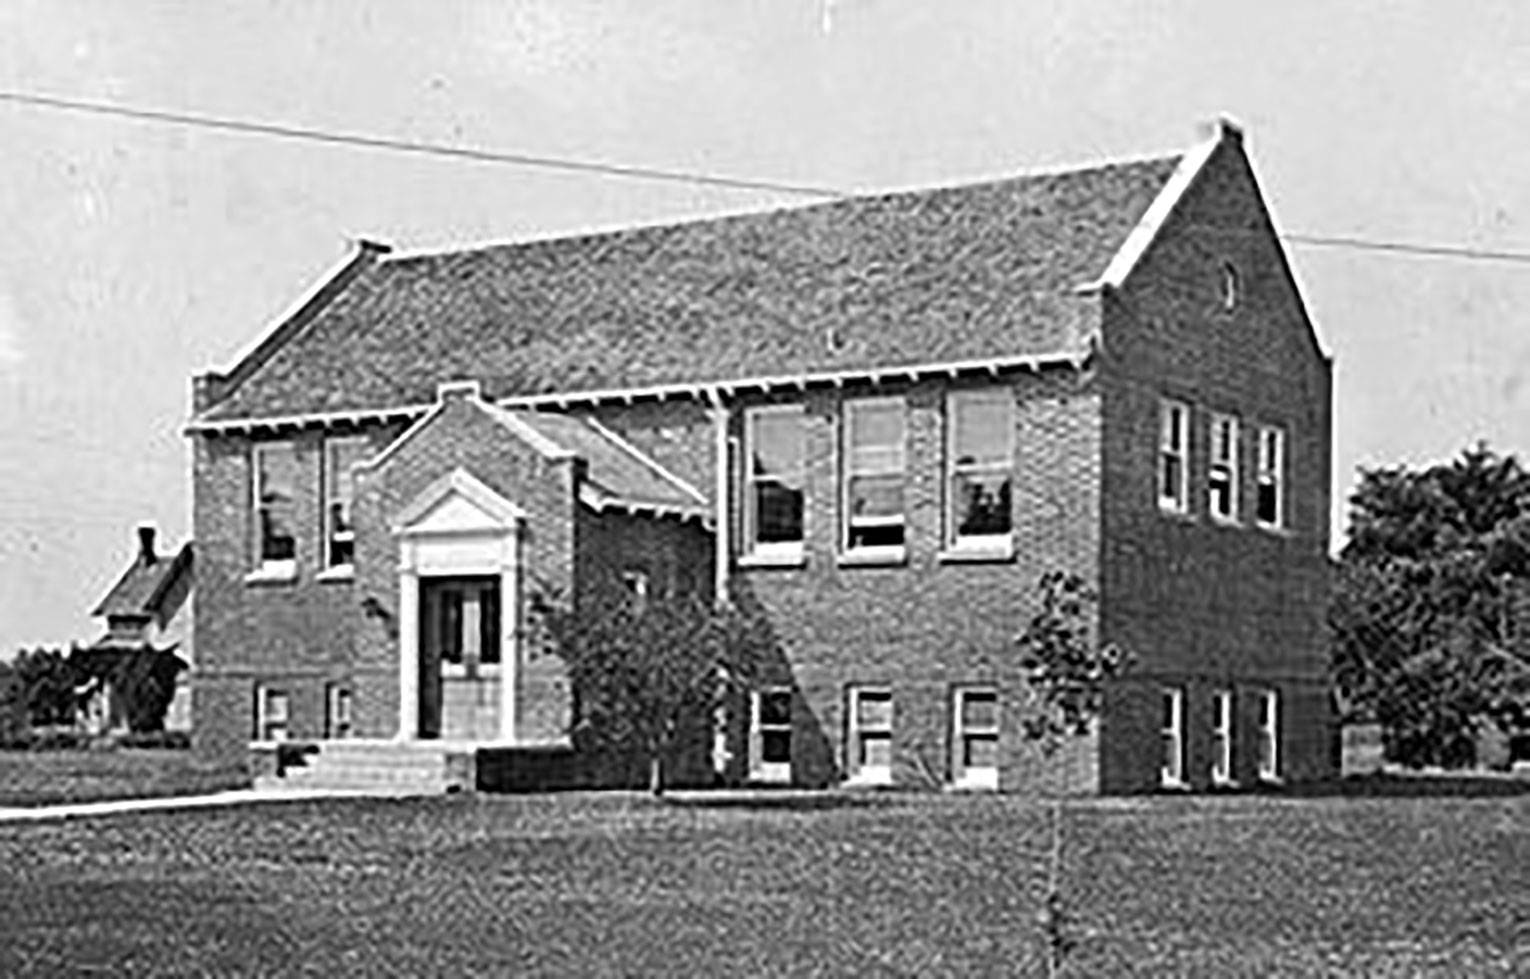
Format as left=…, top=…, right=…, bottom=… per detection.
left=658, top=790, right=907, bottom=813
left=1273, top=772, right=1530, bottom=799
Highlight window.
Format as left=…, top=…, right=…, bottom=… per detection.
left=750, top=688, right=792, bottom=783
left=1161, top=687, right=1185, bottom=787
left=1220, top=262, right=1240, bottom=311
left=1211, top=690, right=1233, bottom=785
left=326, top=684, right=353, bottom=739
left=421, top=577, right=501, bottom=675
left=952, top=687, right=1000, bottom=790
left=324, top=436, right=370, bottom=569
left=619, top=568, right=650, bottom=613
left=845, top=687, right=893, bottom=785
left=1256, top=425, right=1285, bottom=529
left=947, top=392, right=1015, bottom=549
left=256, top=685, right=289, bottom=742
left=1258, top=689, right=1280, bottom=781
left=253, top=444, right=298, bottom=573
left=844, top=398, right=906, bottom=554
left=744, top=407, right=805, bottom=559
left=1208, top=414, right=1239, bottom=522
left=1159, top=400, right=1189, bottom=514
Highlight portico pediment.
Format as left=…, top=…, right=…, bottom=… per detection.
left=392, top=468, right=526, bottom=538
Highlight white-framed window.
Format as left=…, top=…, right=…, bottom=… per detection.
left=952, top=687, right=1000, bottom=790
left=946, top=391, right=1015, bottom=550
left=1161, top=686, right=1185, bottom=787
left=743, top=406, right=805, bottom=560
left=323, top=436, right=370, bottom=570
left=843, top=397, right=906, bottom=555
left=1256, top=425, right=1286, bottom=530
left=1220, top=262, right=1240, bottom=312
left=253, top=443, right=299, bottom=574
left=1258, top=689, right=1280, bottom=781
left=1159, top=400, right=1189, bottom=514
left=256, top=684, right=290, bottom=742
left=1208, top=414, right=1239, bottom=522
left=326, top=684, right=353, bottom=739
left=845, top=686, right=893, bottom=785
left=619, top=568, right=650, bottom=613
left=1211, top=689, right=1233, bottom=785
left=750, top=687, right=792, bottom=783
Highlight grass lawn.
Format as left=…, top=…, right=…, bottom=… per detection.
left=0, top=749, right=249, bottom=807
left=0, top=784, right=1525, bottom=977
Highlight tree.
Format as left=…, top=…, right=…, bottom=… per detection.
left=1015, top=570, right=1132, bottom=978
left=12, top=647, right=79, bottom=728
left=533, top=583, right=769, bottom=796
left=1332, top=443, right=1530, bottom=767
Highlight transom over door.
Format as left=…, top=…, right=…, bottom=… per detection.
left=418, top=576, right=501, bottom=739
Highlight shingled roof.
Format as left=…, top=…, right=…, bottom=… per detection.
left=197, top=147, right=1191, bottom=425
left=92, top=528, right=193, bottom=620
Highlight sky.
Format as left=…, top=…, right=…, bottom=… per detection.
left=2, top=0, right=1530, bottom=654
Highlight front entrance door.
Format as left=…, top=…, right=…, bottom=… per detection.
left=418, top=576, right=501, bottom=739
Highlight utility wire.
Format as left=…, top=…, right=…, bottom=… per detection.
left=7, top=89, right=1530, bottom=265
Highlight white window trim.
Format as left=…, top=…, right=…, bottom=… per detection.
left=326, top=684, right=353, bottom=740
left=842, top=397, right=907, bottom=561
left=1256, top=425, right=1286, bottom=531
left=1258, top=689, right=1281, bottom=782
left=256, top=684, right=290, bottom=743
left=252, top=443, right=299, bottom=577
left=952, top=687, right=1000, bottom=791
left=1161, top=686, right=1186, bottom=788
left=742, top=405, right=806, bottom=563
left=1211, top=689, right=1234, bottom=785
left=845, top=686, right=893, bottom=786
left=1208, top=413, right=1239, bottom=524
left=1159, top=400, right=1190, bottom=515
left=750, top=688, right=792, bottom=784
left=945, top=390, right=1016, bottom=555
left=323, top=435, right=370, bottom=572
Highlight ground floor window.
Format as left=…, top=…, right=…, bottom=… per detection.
left=952, top=687, right=999, bottom=790
left=750, top=688, right=792, bottom=783
left=1161, top=687, right=1185, bottom=787
left=1258, top=689, right=1280, bottom=781
left=845, top=686, right=893, bottom=785
left=256, top=684, right=290, bottom=742
left=1211, top=689, right=1233, bottom=785
left=326, top=684, right=353, bottom=739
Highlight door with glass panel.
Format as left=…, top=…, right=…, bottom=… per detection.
left=418, top=576, right=501, bottom=740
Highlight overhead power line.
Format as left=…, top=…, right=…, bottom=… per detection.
left=7, top=89, right=1530, bottom=266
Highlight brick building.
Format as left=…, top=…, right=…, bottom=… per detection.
left=187, top=120, right=1335, bottom=794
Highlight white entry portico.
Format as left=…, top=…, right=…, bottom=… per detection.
left=392, top=467, right=524, bottom=743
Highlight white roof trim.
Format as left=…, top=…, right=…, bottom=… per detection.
left=578, top=485, right=711, bottom=525
left=481, top=404, right=578, bottom=461
left=353, top=403, right=445, bottom=474
left=392, top=467, right=527, bottom=535
left=580, top=417, right=709, bottom=505
left=186, top=403, right=431, bottom=436
left=1076, top=125, right=1227, bottom=294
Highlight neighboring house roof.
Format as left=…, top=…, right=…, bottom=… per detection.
left=195, top=141, right=1197, bottom=426
left=92, top=528, right=194, bottom=620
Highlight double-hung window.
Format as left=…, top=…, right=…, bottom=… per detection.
left=947, top=392, right=1015, bottom=551
left=253, top=444, right=299, bottom=576
left=845, top=687, right=893, bottom=785
left=1256, top=425, right=1286, bottom=530
left=952, top=687, right=1000, bottom=790
left=1208, top=414, right=1239, bottom=522
left=1159, top=400, right=1189, bottom=514
left=750, top=688, right=793, bottom=783
left=844, top=398, right=906, bottom=555
left=743, top=406, right=805, bottom=560
left=324, top=436, right=370, bottom=571
left=1258, top=689, right=1280, bottom=781
left=326, top=684, right=353, bottom=739
left=1161, top=686, right=1185, bottom=787
left=1211, top=689, right=1233, bottom=785
left=256, top=685, right=290, bottom=742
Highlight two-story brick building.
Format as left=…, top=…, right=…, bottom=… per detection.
left=187, top=119, right=1335, bottom=794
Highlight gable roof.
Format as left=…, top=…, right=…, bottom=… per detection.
left=194, top=140, right=1203, bottom=427
left=92, top=540, right=194, bottom=620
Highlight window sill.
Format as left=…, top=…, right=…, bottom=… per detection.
left=244, top=563, right=297, bottom=586
left=737, top=550, right=807, bottom=569
left=1159, top=777, right=1190, bottom=792
left=1158, top=505, right=1196, bottom=522
left=843, top=771, right=893, bottom=789
left=1209, top=514, right=1242, bottom=530
left=938, top=543, right=1015, bottom=564
left=1255, top=521, right=1289, bottom=537
left=1210, top=776, right=1239, bottom=791
left=838, top=546, right=907, bottom=568
left=315, top=565, right=355, bottom=583
left=949, top=773, right=1000, bottom=792
left=1257, top=773, right=1283, bottom=786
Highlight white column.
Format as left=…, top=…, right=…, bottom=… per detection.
left=498, top=531, right=518, bottom=743
left=396, top=566, right=420, bottom=740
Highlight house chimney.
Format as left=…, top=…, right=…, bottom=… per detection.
left=137, top=525, right=157, bottom=566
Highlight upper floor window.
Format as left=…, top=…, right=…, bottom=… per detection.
left=1159, top=400, right=1189, bottom=514
left=844, top=398, right=906, bottom=554
left=947, top=392, right=1015, bottom=550
left=1208, top=413, right=1239, bottom=522
left=1220, top=262, right=1240, bottom=311
left=324, top=436, right=370, bottom=570
left=1256, top=425, right=1286, bottom=530
left=253, top=443, right=298, bottom=574
left=744, top=406, right=805, bottom=560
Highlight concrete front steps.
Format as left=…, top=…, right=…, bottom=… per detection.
left=252, top=740, right=476, bottom=797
